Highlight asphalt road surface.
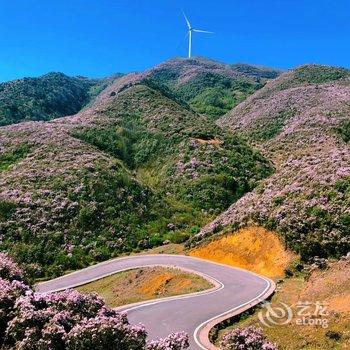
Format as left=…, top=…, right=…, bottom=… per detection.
left=36, top=255, right=273, bottom=349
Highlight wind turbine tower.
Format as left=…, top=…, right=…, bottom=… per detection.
left=183, top=13, right=213, bottom=59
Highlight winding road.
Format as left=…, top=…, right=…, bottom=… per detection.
left=36, top=255, right=275, bottom=350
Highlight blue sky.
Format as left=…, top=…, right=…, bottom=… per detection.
left=0, top=0, right=349, bottom=82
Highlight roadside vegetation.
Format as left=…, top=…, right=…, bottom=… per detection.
left=77, top=266, right=212, bottom=308
left=216, top=259, right=350, bottom=350
left=0, top=252, right=189, bottom=350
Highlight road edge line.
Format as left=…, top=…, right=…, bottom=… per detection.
left=194, top=276, right=276, bottom=350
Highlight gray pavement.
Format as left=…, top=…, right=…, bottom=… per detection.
left=36, top=255, right=272, bottom=350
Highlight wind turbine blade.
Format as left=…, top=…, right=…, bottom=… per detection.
left=193, top=29, right=213, bottom=34
left=183, top=12, right=191, bottom=29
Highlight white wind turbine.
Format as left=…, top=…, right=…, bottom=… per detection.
left=183, top=12, right=213, bottom=59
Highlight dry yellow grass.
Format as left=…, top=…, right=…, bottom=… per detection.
left=301, top=259, right=350, bottom=313
left=217, top=259, right=350, bottom=349
left=139, top=271, right=178, bottom=296
left=190, top=226, right=294, bottom=278
left=139, top=243, right=185, bottom=255
left=194, top=138, right=223, bottom=146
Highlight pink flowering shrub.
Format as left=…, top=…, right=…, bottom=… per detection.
left=0, top=278, right=29, bottom=343
left=220, top=326, right=278, bottom=350
left=0, top=253, right=189, bottom=350
left=64, top=313, right=147, bottom=350
left=0, top=252, right=25, bottom=282
left=4, top=291, right=144, bottom=349
left=199, top=71, right=350, bottom=261
left=147, top=332, right=189, bottom=350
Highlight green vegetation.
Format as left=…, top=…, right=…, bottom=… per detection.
left=337, top=119, right=350, bottom=143
left=0, top=72, right=112, bottom=126
left=2, top=160, right=172, bottom=277
left=73, top=127, right=134, bottom=166
left=92, top=84, right=273, bottom=212
left=0, top=81, right=272, bottom=278
left=178, top=73, right=261, bottom=118
left=294, top=65, right=349, bottom=84
left=0, top=144, right=31, bottom=171
left=213, top=64, right=350, bottom=262
left=3, top=60, right=350, bottom=279
left=146, top=58, right=280, bottom=118
left=0, top=200, right=16, bottom=222
left=230, top=63, right=281, bottom=79
left=249, top=108, right=297, bottom=141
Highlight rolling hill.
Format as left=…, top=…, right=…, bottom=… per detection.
left=0, top=72, right=116, bottom=126
left=2, top=60, right=348, bottom=278
left=197, top=65, right=350, bottom=261
left=0, top=70, right=272, bottom=278
left=143, top=57, right=281, bottom=118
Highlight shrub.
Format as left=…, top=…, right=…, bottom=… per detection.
left=0, top=143, right=31, bottom=171
left=0, top=252, right=25, bottom=282
left=220, top=326, right=278, bottom=350
left=147, top=332, right=189, bottom=350
left=0, top=253, right=189, bottom=350
left=65, top=313, right=147, bottom=350
left=294, top=65, right=349, bottom=84
left=0, top=278, right=29, bottom=343
left=337, top=119, right=350, bottom=143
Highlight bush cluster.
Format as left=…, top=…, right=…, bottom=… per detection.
left=0, top=253, right=189, bottom=350
left=220, top=326, right=277, bottom=350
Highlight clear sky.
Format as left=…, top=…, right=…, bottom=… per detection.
left=0, top=0, right=349, bottom=82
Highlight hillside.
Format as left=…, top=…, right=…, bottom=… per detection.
left=144, top=57, right=281, bottom=118
left=0, top=71, right=272, bottom=277
left=197, top=65, right=350, bottom=261
left=0, top=72, right=115, bottom=126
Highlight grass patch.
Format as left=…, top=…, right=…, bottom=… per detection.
left=216, top=260, right=350, bottom=349
left=77, top=266, right=212, bottom=308
left=294, top=65, right=349, bottom=84
left=0, top=200, right=16, bottom=222
left=337, top=119, right=350, bottom=143
left=0, top=144, right=31, bottom=171
left=249, top=108, right=297, bottom=141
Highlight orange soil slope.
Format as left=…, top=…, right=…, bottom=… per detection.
left=190, top=226, right=294, bottom=278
